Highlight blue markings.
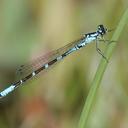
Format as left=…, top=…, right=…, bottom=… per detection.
left=0, top=85, right=15, bottom=97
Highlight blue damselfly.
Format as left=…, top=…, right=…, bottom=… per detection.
left=0, top=24, right=110, bottom=98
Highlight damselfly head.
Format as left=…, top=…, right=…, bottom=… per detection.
left=97, top=24, right=108, bottom=36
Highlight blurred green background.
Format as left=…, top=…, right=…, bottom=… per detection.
left=0, top=0, right=128, bottom=128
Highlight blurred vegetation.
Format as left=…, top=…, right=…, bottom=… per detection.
left=0, top=0, right=128, bottom=128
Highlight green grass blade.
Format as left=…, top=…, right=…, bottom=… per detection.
left=78, top=8, right=128, bottom=128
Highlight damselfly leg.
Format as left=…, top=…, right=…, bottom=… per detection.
left=95, top=38, right=109, bottom=62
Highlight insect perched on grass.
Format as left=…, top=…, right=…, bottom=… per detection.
left=0, top=24, right=112, bottom=98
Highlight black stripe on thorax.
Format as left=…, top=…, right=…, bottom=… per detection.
left=62, top=53, right=67, bottom=58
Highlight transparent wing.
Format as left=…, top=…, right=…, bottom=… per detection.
left=16, top=36, right=85, bottom=79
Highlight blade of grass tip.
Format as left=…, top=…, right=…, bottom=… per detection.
left=78, top=8, right=128, bottom=128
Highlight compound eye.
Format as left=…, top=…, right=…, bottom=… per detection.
left=99, top=29, right=102, bottom=33
left=97, top=25, right=107, bottom=35
left=98, top=25, right=103, bottom=29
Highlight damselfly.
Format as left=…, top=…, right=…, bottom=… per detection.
left=0, top=24, right=111, bottom=98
